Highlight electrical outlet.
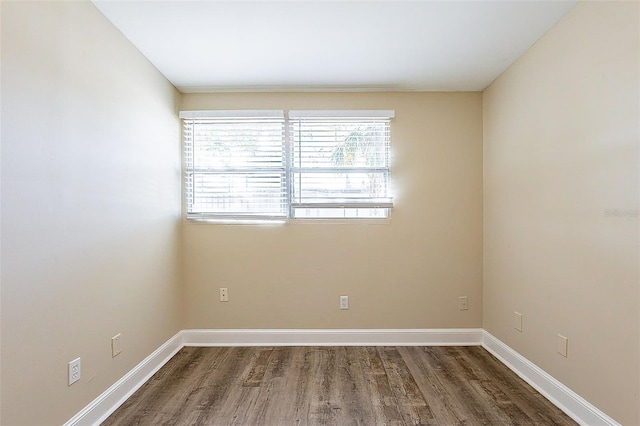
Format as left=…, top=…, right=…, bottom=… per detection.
left=557, top=334, right=568, bottom=357
left=219, top=287, right=228, bottom=302
left=459, top=296, right=468, bottom=310
left=514, top=311, right=523, bottom=332
left=111, top=333, right=122, bottom=358
left=340, top=295, right=349, bottom=310
left=68, top=357, right=81, bottom=386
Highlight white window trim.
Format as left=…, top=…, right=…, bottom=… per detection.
left=179, top=110, right=284, bottom=119
left=288, top=110, right=395, bottom=119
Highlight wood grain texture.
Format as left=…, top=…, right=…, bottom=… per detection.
left=102, top=346, right=576, bottom=425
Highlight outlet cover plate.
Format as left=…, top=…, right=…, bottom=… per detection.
left=219, top=287, right=229, bottom=302
left=340, top=295, right=349, bottom=310
left=68, top=357, right=81, bottom=386
left=459, top=296, right=468, bottom=310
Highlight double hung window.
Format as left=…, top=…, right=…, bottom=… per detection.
left=289, top=110, right=393, bottom=219
left=182, top=110, right=286, bottom=220
left=181, top=109, right=393, bottom=221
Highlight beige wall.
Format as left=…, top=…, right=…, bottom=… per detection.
left=483, top=1, right=639, bottom=424
left=0, top=2, right=182, bottom=425
left=181, top=92, right=483, bottom=329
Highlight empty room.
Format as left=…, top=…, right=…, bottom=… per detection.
left=1, top=0, right=638, bottom=425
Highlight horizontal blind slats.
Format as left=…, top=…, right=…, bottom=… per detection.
left=289, top=115, right=392, bottom=218
left=184, top=116, right=286, bottom=218
left=183, top=111, right=393, bottom=221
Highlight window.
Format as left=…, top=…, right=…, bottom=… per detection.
left=181, top=109, right=394, bottom=221
left=289, top=110, right=393, bottom=219
left=181, top=110, right=287, bottom=220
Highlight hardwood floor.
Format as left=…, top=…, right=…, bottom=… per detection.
left=102, top=346, right=577, bottom=425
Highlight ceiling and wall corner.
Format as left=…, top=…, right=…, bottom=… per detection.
left=92, top=0, right=578, bottom=93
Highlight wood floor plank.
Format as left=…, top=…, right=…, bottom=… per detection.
left=356, top=347, right=405, bottom=425
left=243, top=347, right=275, bottom=387
left=399, top=346, right=474, bottom=425
left=198, top=347, right=264, bottom=424
left=432, top=347, right=513, bottom=425
left=308, top=347, right=344, bottom=425
left=102, top=346, right=578, bottom=426
left=333, top=347, right=381, bottom=425
left=377, top=347, right=435, bottom=425
left=463, top=347, right=577, bottom=426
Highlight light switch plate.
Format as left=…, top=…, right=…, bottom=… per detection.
left=514, top=311, right=523, bottom=332
left=111, top=333, right=122, bottom=358
left=557, top=334, right=568, bottom=357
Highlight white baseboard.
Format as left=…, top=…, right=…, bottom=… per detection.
left=182, top=328, right=484, bottom=347
left=64, top=329, right=619, bottom=426
left=63, top=331, right=184, bottom=426
left=62, top=328, right=481, bottom=425
left=482, top=331, right=620, bottom=426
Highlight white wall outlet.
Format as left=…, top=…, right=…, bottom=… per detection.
left=514, top=311, right=523, bottom=332
left=111, top=333, right=122, bottom=358
left=68, top=357, right=81, bottom=386
left=557, top=334, right=568, bottom=357
left=219, top=287, right=228, bottom=302
left=340, top=295, right=349, bottom=310
left=459, top=296, right=468, bottom=310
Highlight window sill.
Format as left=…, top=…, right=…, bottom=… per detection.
left=183, top=217, right=391, bottom=226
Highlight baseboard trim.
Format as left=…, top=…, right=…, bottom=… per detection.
left=64, top=329, right=620, bottom=426
left=182, top=328, right=484, bottom=347
left=63, top=331, right=184, bottom=426
left=481, top=331, right=620, bottom=426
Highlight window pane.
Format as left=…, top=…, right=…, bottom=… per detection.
left=290, top=115, right=392, bottom=219
left=291, top=121, right=389, bottom=168
left=293, top=207, right=389, bottom=219
left=184, top=116, right=286, bottom=219
left=190, top=173, right=286, bottom=216
left=291, top=171, right=389, bottom=203
left=193, top=121, right=284, bottom=170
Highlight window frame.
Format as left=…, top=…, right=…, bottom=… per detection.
left=181, top=110, right=287, bottom=221
left=288, top=110, right=394, bottom=220
left=181, top=109, right=394, bottom=223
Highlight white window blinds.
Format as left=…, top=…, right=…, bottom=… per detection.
left=288, top=110, right=394, bottom=219
left=181, top=110, right=287, bottom=220
left=181, top=109, right=394, bottom=221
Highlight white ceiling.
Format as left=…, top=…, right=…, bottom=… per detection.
left=93, top=0, right=578, bottom=93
